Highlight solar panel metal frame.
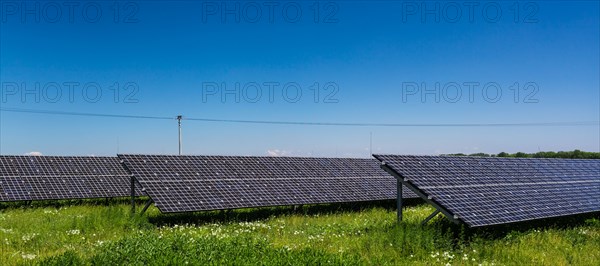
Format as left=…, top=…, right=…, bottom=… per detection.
left=0, top=155, right=143, bottom=202
left=119, top=154, right=419, bottom=214
left=374, top=154, right=600, bottom=227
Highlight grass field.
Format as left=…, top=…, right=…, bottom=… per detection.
left=0, top=199, right=599, bottom=265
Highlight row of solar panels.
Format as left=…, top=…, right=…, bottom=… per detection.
left=0, top=156, right=144, bottom=201
left=119, top=155, right=417, bottom=212
left=121, top=154, right=599, bottom=227
left=2, top=154, right=598, bottom=228
left=0, top=155, right=416, bottom=204
left=374, top=155, right=600, bottom=227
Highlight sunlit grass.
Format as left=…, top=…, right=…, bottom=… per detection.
left=0, top=200, right=598, bottom=265
left=0, top=203, right=147, bottom=265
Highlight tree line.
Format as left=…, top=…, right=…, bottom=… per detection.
left=446, top=150, right=600, bottom=159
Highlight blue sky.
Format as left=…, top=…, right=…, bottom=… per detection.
left=0, top=0, right=598, bottom=157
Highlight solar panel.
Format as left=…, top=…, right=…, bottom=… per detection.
left=0, top=156, right=143, bottom=202
left=374, top=155, right=600, bottom=227
left=118, top=154, right=418, bottom=213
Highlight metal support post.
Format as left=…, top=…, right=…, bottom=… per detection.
left=397, top=177, right=403, bottom=222
left=422, top=210, right=441, bottom=225
left=140, top=199, right=153, bottom=215
left=131, top=175, right=136, bottom=215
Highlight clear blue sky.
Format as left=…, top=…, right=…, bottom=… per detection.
left=1, top=1, right=598, bottom=157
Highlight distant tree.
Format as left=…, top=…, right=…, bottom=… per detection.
left=533, top=151, right=556, bottom=158
left=514, top=152, right=528, bottom=158
left=469, top=153, right=491, bottom=157
left=452, top=150, right=599, bottom=159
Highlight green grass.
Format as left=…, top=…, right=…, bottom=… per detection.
left=0, top=200, right=598, bottom=265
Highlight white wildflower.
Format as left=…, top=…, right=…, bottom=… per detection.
left=21, top=233, right=39, bottom=242
left=21, top=253, right=36, bottom=260
left=66, top=229, right=80, bottom=235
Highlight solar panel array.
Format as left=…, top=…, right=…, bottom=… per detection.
left=119, top=154, right=418, bottom=213
left=374, top=155, right=600, bottom=227
left=0, top=156, right=142, bottom=202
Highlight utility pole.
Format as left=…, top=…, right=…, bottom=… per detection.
left=369, top=132, right=373, bottom=156
left=177, top=115, right=183, bottom=155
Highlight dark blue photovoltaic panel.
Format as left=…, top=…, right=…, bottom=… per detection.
left=119, top=154, right=418, bottom=213
left=0, top=156, right=143, bottom=202
left=374, top=155, right=600, bottom=227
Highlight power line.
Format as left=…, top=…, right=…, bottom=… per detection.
left=0, top=107, right=173, bottom=120
left=1, top=107, right=599, bottom=127
left=184, top=117, right=599, bottom=127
